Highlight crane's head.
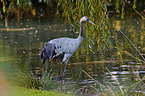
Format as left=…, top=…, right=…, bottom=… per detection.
left=80, top=16, right=96, bottom=26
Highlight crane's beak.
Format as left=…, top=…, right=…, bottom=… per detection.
left=88, top=20, right=96, bottom=26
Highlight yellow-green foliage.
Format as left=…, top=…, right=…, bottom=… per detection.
left=7, top=86, right=73, bottom=96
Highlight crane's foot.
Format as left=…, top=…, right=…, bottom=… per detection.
left=63, top=73, right=65, bottom=78
left=60, top=72, right=66, bottom=79
left=61, top=73, right=65, bottom=78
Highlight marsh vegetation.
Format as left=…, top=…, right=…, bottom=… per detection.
left=0, top=0, right=145, bottom=96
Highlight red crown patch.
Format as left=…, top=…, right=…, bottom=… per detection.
left=85, top=16, right=89, bottom=19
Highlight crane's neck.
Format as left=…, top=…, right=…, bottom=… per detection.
left=77, top=21, right=84, bottom=46
left=79, top=21, right=84, bottom=38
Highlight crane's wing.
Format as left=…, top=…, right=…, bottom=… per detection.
left=48, top=37, right=80, bottom=62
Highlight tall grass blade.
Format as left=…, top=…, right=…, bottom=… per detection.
left=118, top=29, right=145, bottom=61
left=106, top=67, right=124, bottom=95
left=133, top=8, right=145, bottom=19
left=115, top=47, right=145, bottom=63
left=82, top=70, right=99, bottom=84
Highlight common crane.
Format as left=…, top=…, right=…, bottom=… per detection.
left=40, top=16, right=96, bottom=77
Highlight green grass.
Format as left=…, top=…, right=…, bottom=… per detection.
left=7, top=86, right=73, bottom=96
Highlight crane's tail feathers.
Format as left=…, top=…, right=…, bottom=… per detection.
left=40, top=43, right=55, bottom=64
left=40, top=48, right=48, bottom=64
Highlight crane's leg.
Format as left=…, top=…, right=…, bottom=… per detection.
left=63, top=62, right=67, bottom=77
left=61, top=62, right=63, bottom=76
left=62, top=54, right=70, bottom=77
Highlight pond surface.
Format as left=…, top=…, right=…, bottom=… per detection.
left=0, top=13, right=145, bottom=95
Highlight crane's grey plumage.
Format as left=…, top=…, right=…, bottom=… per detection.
left=40, top=16, right=96, bottom=76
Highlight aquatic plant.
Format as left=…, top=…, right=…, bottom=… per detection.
left=11, top=68, right=58, bottom=90
left=82, top=69, right=145, bottom=96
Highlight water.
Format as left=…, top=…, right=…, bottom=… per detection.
left=0, top=14, right=145, bottom=95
